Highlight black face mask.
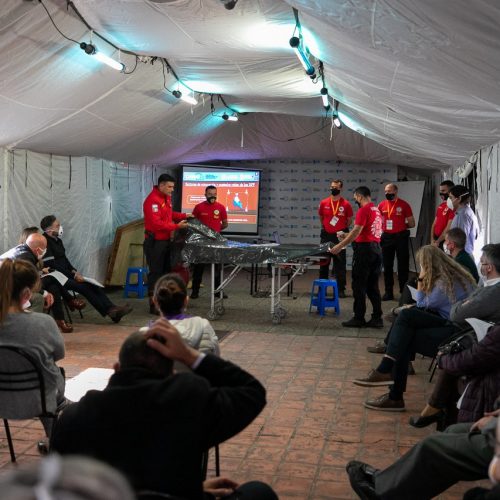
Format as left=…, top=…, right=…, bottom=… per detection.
left=206, top=196, right=217, bottom=204
left=385, top=193, right=396, bottom=201
left=331, top=188, right=341, bottom=196
left=354, top=200, right=361, bottom=208
left=440, top=193, right=449, bottom=200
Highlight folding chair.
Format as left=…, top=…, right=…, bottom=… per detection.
left=0, top=346, right=61, bottom=462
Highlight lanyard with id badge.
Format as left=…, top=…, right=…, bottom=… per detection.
left=385, top=200, right=397, bottom=230
left=329, top=198, right=341, bottom=227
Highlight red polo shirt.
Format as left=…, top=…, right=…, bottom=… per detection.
left=378, top=198, right=413, bottom=234
left=434, top=201, right=455, bottom=238
left=143, top=186, right=186, bottom=240
left=318, top=196, right=353, bottom=233
left=355, top=202, right=383, bottom=243
left=192, top=200, right=228, bottom=233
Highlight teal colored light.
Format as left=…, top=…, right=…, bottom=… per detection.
left=186, top=113, right=225, bottom=137
left=301, top=27, right=320, bottom=58
left=338, top=110, right=365, bottom=135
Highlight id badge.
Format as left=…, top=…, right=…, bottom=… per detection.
left=329, top=216, right=339, bottom=227
left=386, top=220, right=393, bottom=231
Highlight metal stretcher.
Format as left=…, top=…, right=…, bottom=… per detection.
left=180, top=220, right=330, bottom=324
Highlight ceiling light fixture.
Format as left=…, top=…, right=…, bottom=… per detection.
left=320, top=87, right=330, bottom=110
left=222, top=113, right=238, bottom=122
left=333, top=116, right=342, bottom=128
left=80, top=42, right=124, bottom=71
left=289, top=36, right=316, bottom=79
left=172, top=89, right=198, bottom=105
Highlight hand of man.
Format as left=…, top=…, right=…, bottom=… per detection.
left=203, top=477, right=239, bottom=497
left=431, top=239, right=439, bottom=247
left=470, top=409, right=500, bottom=432
left=44, top=292, right=54, bottom=309
left=144, top=318, right=199, bottom=366
left=42, top=267, right=50, bottom=275
left=330, top=244, right=342, bottom=255
left=178, top=220, right=189, bottom=229
left=74, top=272, right=85, bottom=283
left=186, top=213, right=195, bottom=219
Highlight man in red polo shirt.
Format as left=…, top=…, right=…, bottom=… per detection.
left=331, top=186, right=383, bottom=328
left=378, top=183, right=415, bottom=301
left=190, top=185, right=228, bottom=299
left=143, top=174, right=189, bottom=314
left=430, top=180, right=455, bottom=248
left=317, top=179, right=353, bottom=297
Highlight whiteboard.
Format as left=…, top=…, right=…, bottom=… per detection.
left=390, top=181, right=426, bottom=237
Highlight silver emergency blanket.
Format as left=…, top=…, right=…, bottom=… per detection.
left=180, top=219, right=330, bottom=265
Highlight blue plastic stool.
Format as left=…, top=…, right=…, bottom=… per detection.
left=124, top=267, right=148, bottom=299
left=309, top=279, right=340, bottom=316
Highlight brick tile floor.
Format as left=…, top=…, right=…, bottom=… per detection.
left=0, top=278, right=492, bottom=499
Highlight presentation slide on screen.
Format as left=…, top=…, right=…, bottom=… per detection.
left=181, top=165, right=261, bottom=235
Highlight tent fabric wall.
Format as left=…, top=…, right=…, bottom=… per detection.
left=0, top=147, right=171, bottom=281
left=459, top=140, right=500, bottom=257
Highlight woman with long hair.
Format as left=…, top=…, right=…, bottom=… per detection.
left=0, top=258, right=66, bottom=435
left=353, top=245, right=476, bottom=412
left=151, top=273, right=219, bottom=357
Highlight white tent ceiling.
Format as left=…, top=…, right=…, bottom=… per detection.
left=1, top=0, right=500, bottom=169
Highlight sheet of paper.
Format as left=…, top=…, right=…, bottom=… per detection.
left=407, top=285, right=419, bottom=301
left=83, top=276, right=104, bottom=288
left=465, top=318, right=493, bottom=342
left=43, top=270, right=68, bottom=286
left=65, top=367, right=114, bottom=402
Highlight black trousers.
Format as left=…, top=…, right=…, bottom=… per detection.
left=41, top=275, right=73, bottom=321
left=319, top=230, right=347, bottom=291
left=351, top=242, right=383, bottom=320
left=144, top=239, right=172, bottom=296
left=374, top=423, right=493, bottom=500
left=191, top=263, right=221, bottom=294
left=381, top=230, right=410, bottom=294
left=64, top=279, right=114, bottom=317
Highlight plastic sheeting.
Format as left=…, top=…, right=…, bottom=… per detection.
left=0, top=147, right=172, bottom=281
left=1, top=0, right=500, bottom=168
left=181, top=219, right=330, bottom=265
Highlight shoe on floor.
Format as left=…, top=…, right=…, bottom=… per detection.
left=342, top=317, right=367, bottom=328
left=108, top=304, right=133, bottom=323
left=56, top=320, right=73, bottom=334
left=365, top=317, right=384, bottom=329
left=364, top=393, right=405, bottom=412
left=346, top=461, right=381, bottom=500
left=190, top=291, right=199, bottom=299
left=382, top=292, right=394, bottom=301
left=353, top=369, right=393, bottom=387
left=367, top=340, right=386, bottom=354
left=338, top=290, right=347, bottom=298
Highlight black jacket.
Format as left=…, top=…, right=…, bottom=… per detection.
left=42, top=233, right=76, bottom=278
left=51, top=354, right=266, bottom=499
left=1, top=243, right=38, bottom=267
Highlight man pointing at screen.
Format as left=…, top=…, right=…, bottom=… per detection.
left=143, top=174, right=189, bottom=314
left=191, top=185, right=228, bottom=299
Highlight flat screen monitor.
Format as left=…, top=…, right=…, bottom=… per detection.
left=180, top=164, right=261, bottom=235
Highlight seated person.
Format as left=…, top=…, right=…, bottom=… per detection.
left=355, top=245, right=476, bottom=411
left=445, top=227, right=479, bottom=282
left=40, top=215, right=132, bottom=323
left=409, top=323, right=500, bottom=430
left=0, top=258, right=66, bottom=437
left=346, top=396, right=500, bottom=500
left=51, top=320, right=277, bottom=500
left=149, top=272, right=220, bottom=357
left=1, top=231, right=85, bottom=333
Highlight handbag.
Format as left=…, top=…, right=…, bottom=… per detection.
left=438, top=327, right=477, bottom=356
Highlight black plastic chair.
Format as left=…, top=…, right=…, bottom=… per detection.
left=0, top=346, right=60, bottom=462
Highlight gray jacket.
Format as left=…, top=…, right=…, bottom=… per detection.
left=450, top=282, right=500, bottom=325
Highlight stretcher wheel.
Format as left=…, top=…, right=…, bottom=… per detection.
left=207, top=310, right=218, bottom=320
left=216, top=305, right=225, bottom=315
left=272, top=313, right=282, bottom=325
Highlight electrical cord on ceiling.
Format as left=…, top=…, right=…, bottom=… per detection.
left=247, top=121, right=331, bottom=143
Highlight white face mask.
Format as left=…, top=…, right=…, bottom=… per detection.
left=443, top=243, right=450, bottom=255
left=21, top=288, right=32, bottom=310
left=446, top=198, right=454, bottom=210
left=38, top=247, right=47, bottom=259
left=489, top=455, right=500, bottom=485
